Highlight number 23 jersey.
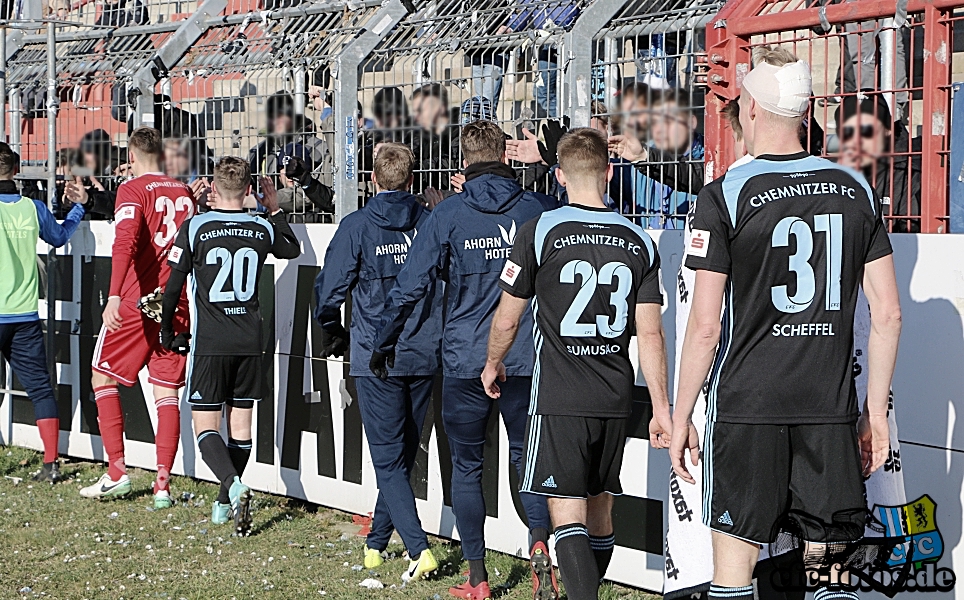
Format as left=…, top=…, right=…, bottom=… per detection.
left=169, top=211, right=280, bottom=356
left=499, top=205, right=663, bottom=418
left=685, top=152, right=893, bottom=424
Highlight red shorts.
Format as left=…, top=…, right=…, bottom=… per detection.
left=92, top=299, right=190, bottom=388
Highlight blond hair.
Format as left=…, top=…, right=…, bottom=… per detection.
left=753, top=45, right=798, bottom=68
left=213, top=156, right=251, bottom=200
left=557, top=128, right=609, bottom=183
left=373, top=143, right=415, bottom=191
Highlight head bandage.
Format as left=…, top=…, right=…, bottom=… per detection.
left=741, top=60, right=812, bottom=118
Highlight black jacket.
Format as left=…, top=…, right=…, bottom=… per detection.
left=867, top=124, right=921, bottom=233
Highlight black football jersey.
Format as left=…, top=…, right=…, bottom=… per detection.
left=685, top=152, right=893, bottom=424
left=169, top=209, right=300, bottom=356
left=499, top=204, right=663, bottom=418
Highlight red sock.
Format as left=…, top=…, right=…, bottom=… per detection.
left=94, top=385, right=127, bottom=480
left=154, top=396, right=180, bottom=493
left=36, top=417, right=59, bottom=463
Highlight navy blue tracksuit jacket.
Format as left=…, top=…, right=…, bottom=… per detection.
left=375, top=166, right=559, bottom=379
left=314, top=191, right=442, bottom=377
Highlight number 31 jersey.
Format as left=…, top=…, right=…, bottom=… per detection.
left=499, top=205, right=663, bottom=419
left=169, top=210, right=281, bottom=356
left=685, top=152, right=893, bottom=425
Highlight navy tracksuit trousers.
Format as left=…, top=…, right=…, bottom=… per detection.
left=442, top=376, right=551, bottom=561
left=354, top=375, right=434, bottom=555
left=0, top=321, right=58, bottom=421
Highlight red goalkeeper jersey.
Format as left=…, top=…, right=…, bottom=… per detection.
left=109, top=173, right=196, bottom=302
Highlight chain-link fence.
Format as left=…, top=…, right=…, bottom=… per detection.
left=594, top=0, right=720, bottom=228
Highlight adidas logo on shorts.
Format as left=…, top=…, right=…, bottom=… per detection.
left=100, top=361, right=110, bottom=369
left=718, top=511, right=734, bottom=526
left=191, top=391, right=202, bottom=400
left=542, top=476, right=557, bottom=489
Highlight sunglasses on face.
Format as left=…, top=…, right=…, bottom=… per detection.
left=841, top=124, right=876, bottom=142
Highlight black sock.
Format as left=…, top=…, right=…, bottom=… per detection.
left=589, top=532, right=615, bottom=580
left=813, top=588, right=858, bottom=600
left=530, top=527, right=550, bottom=553
left=227, top=438, right=252, bottom=476
left=468, top=559, right=488, bottom=587
left=709, top=584, right=754, bottom=600
left=554, top=523, right=599, bottom=600
left=197, top=430, right=238, bottom=503
left=224, top=438, right=251, bottom=505
left=409, top=551, right=421, bottom=561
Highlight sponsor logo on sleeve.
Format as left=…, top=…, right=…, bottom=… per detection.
left=169, top=246, right=182, bottom=263
left=687, top=229, right=710, bottom=258
left=115, top=205, right=136, bottom=222
left=500, top=260, right=521, bottom=285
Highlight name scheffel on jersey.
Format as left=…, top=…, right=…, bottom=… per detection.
left=771, top=322, right=836, bottom=337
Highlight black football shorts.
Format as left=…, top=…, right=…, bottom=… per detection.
left=520, top=414, right=627, bottom=498
left=186, top=355, right=263, bottom=410
left=704, top=421, right=867, bottom=544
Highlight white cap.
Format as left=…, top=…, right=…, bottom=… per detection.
left=741, top=60, right=813, bottom=118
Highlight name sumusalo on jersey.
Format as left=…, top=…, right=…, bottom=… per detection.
left=566, top=344, right=621, bottom=356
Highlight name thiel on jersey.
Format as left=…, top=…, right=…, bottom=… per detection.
left=464, top=220, right=516, bottom=261
left=375, top=231, right=415, bottom=264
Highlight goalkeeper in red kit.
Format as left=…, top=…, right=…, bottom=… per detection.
left=80, top=127, right=196, bottom=508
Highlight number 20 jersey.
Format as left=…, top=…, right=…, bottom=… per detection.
left=685, top=152, right=893, bottom=425
left=499, top=205, right=663, bottom=418
left=169, top=211, right=277, bottom=356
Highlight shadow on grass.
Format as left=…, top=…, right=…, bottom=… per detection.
left=128, top=487, right=154, bottom=501
left=249, top=510, right=294, bottom=537
left=492, top=561, right=531, bottom=598
left=432, top=543, right=466, bottom=578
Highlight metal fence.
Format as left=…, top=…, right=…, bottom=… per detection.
left=2, top=0, right=961, bottom=232
left=705, top=0, right=964, bottom=234
left=594, top=0, right=721, bottom=228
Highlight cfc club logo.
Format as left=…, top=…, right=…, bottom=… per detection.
left=773, top=494, right=956, bottom=594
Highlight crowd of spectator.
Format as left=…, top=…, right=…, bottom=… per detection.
left=12, top=1, right=920, bottom=233
left=21, top=65, right=922, bottom=233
